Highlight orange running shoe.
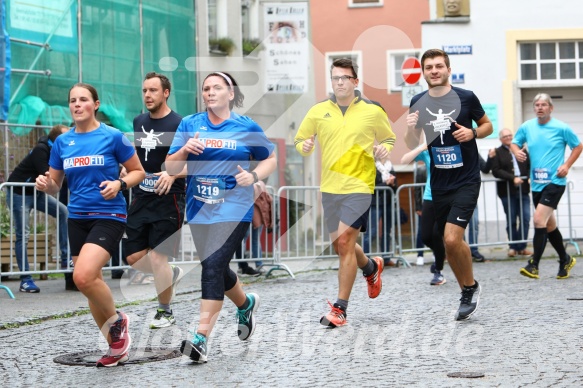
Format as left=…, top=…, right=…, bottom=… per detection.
left=320, top=301, right=347, bottom=328
left=365, top=256, right=384, bottom=298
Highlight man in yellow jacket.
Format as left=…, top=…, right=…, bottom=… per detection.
left=294, top=58, right=396, bottom=328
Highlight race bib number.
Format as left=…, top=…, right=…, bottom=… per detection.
left=193, top=176, right=226, bottom=204
left=533, top=167, right=551, bottom=184
left=431, top=145, right=463, bottom=169
left=139, top=173, right=159, bottom=192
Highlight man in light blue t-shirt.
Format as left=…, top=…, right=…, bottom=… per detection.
left=511, top=93, right=582, bottom=279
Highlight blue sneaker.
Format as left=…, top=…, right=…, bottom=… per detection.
left=180, top=332, right=207, bottom=363
left=19, top=279, right=40, bottom=293
left=430, top=271, right=446, bottom=286
left=236, top=293, right=260, bottom=340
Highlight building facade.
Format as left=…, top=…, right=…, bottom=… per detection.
left=423, top=0, right=583, bottom=238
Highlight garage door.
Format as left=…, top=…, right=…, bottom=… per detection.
left=522, top=87, right=583, bottom=241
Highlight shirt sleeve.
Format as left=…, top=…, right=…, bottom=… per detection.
left=168, top=119, right=189, bottom=155
left=294, top=108, right=317, bottom=156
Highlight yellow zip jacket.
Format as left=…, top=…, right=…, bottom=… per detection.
left=295, top=91, right=396, bottom=194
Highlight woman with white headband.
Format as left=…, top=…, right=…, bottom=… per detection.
left=166, top=71, right=277, bottom=363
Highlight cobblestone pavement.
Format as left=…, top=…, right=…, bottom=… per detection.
left=1, top=253, right=583, bottom=387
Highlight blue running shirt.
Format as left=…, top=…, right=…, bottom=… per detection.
left=49, top=123, right=135, bottom=221
left=169, top=112, right=275, bottom=224
left=513, top=118, right=580, bottom=192
left=414, top=150, right=433, bottom=201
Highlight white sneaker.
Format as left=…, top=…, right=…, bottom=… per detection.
left=416, top=257, right=424, bottom=266
left=150, top=308, right=176, bottom=329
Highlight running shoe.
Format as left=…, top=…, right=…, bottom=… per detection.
left=97, top=311, right=131, bottom=367
left=149, top=308, right=176, bottom=329
left=240, top=266, right=262, bottom=276
left=416, top=256, right=424, bottom=266
left=319, top=301, right=347, bottom=328
left=96, top=348, right=129, bottom=367
left=364, top=256, right=383, bottom=299
left=181, top=332, right=208, bottom=363
left=455, top=281, right=481, bottom=321
left=557, top=256, right=576, bottom=279
left=19, top=279, right=40, bottom=293
left=430, top=271, right=446, bottom=286
left=472, top=251, right=486, bottom=263
left=236, top=293, right=260, bottom=340
left=171, top=265, right=184, bottom=299
left=520, top=260, right=539, bottom=279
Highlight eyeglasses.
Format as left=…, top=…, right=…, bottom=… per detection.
left=331, top=75, right=356, bottom=83
left=501, top=135, right=513, bottom=139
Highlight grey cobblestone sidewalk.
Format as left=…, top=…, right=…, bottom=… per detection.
left=1, top=250, right=582, bottom=387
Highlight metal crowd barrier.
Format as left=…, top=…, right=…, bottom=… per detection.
left=1, top=176, right=580, bottom=298
left=395, top=176, right=579, bottom=259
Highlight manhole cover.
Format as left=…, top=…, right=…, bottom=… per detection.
left=53, top=346, right=181, bottom=366
left=447, top=372, right=485, bottom=379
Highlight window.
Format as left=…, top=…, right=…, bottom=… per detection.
left=325, top=52, right=363, bottom=96
left=241, top=0, right=258, bottom=40
left=208, top=0, right=228, bottom=44
left=387, top=50, right=421, bottom=92
left=519, top=41, right=583, bottom=82
left=349, top=0, right=383, bottom=8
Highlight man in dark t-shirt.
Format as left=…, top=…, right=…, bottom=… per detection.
left=404, top=49, right=493, bottom=321
left=125, top=72, right=186, bottom=329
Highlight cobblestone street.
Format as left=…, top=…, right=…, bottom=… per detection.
left=1, top=256, right=583, bottom=387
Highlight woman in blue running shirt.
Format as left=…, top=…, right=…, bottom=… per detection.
left=35, top=83, right=145, bottom=367
left=167, top=72, right=276, bottom=363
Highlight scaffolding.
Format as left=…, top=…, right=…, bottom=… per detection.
left=2, top=0, right=198, bottom=178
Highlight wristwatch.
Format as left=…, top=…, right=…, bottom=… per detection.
left=471, top=128, right=478, bottom=139
left=118, top=178, right=127, bottom=191
left=251, top=171, right=259, bottom=184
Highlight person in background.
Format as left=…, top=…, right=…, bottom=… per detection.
left=513, top=93, right=582, bottom=279
left=490, top=128, right=532, bottom=258
left=166, top=71, right=276, bottom=363
left=36, top=83, right=145, bottom=367
left=124, top=72, right=186, bottom=330
left=363, top=157, right=396, bottom=267
left=413, top=163, right=427, bottom=266
left=236, top=177, right=272, bottom=276
left=401, top=140, right=448, bottom=286
left=466, top=153, right=492, bottom=263
left=295, top=58, right=396, bottom=328
left=6, top=124, right=69, bottom=293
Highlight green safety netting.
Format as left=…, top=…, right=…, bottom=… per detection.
left=7, top=95, right=71, bottom=135
left=5, top=0, right=197, bottom=137
left=7, top=95, right=133, bottom=135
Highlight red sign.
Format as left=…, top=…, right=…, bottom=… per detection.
left=401, top=57, right=422, bottom=85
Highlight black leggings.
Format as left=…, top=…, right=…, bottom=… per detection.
left=421, top=200, right=446, bottom=271
left=189, top=222, right=250, bottom=300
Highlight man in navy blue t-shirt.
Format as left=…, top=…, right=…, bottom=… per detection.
left=125, top=72, right=186, bottom=329
left=405, top=49, right=493, bottom=321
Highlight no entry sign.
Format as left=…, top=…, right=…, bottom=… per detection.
left=401, top=57, right=422, bottom=85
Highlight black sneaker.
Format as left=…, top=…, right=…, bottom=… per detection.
left=471, top=251, right=485, bottom=263
left=180, top=333, right=207, bottom=363
left=557, top=256, right=576, bottom=279
left=241, top=266, right=262, bottom=277
left=520, top=260, right=539, bottom=279
left=455, top=281, right=481, bottom=321
left=236, top=293, right=260, bottom=340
